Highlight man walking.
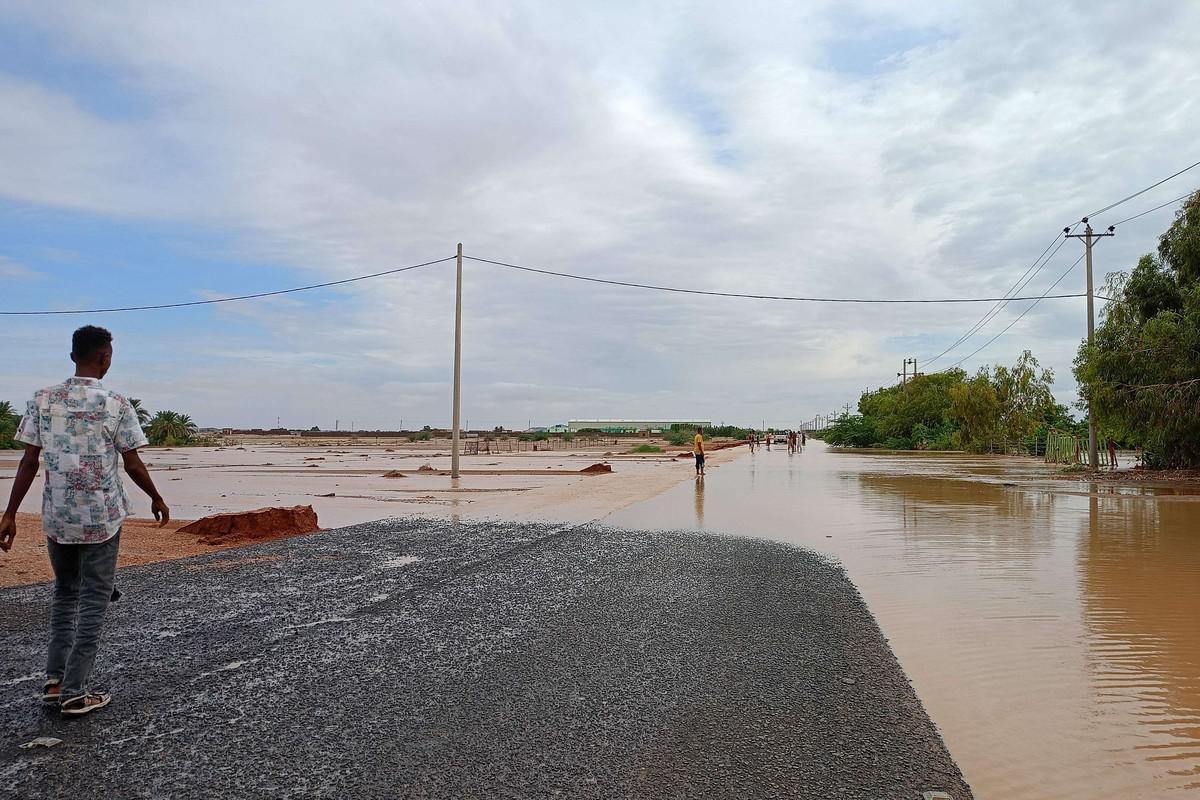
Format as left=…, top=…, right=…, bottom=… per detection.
left=0, top=326, right=169, bottom=716
left=693, top=426, right=705, bottom=477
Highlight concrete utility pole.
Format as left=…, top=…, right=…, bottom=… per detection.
left=1065, top=218, right=1115, bottom=471
left=451, top=242, right=463, bottom=479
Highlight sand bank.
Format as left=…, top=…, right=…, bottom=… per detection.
left=0, top=441, right=743, bottom=586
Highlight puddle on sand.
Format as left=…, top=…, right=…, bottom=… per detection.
left=608, top=444, right=1200, bottom=800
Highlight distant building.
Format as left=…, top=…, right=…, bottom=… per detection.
left=567, top=419, right=711, bottom=433
left=547, top=424, right=569, bottom=434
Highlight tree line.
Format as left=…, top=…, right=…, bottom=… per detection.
left=1074, top=192, right=1200, bottom=468
left=1, top=398, right=198, bottom=449
left=825, top=190, right=1200, bottom=468
left=822, top=351, right=1074, bottom=452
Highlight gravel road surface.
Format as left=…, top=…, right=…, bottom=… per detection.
left=0, top=518, right=972, bottom=799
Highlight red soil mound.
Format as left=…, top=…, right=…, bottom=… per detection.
left=580, top=463, right=613, bottom=474
left=178, top=505, right=320, bottom=545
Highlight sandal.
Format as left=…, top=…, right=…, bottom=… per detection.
left=41, top=679, right=62, bottom=705
left=61, top=691, right=112, bottom=716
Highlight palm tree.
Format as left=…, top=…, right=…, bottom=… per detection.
left=147, top=410, right=198, bottom=446
left=0, top=400, right=19, bottom=449
left=129, top=398, right=151, bottom=428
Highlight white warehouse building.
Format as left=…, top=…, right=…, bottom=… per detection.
left=567, top=419, right=712, bottom=433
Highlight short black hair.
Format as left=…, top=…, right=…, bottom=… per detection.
left=72, top=325, right=113, bottom=362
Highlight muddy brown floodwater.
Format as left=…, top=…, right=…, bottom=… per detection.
left=608, top=443, right=1200, bottom=799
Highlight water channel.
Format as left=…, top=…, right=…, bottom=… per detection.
left=607, top=443, right=1200, bottom=799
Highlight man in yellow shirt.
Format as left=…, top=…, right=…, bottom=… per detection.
left=693, top=427, right=705, bottom=477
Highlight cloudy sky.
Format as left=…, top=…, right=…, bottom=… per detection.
left=2, top=1, right=1198, bottom=430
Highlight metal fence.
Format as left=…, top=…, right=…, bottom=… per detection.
left=1041, top=428, right=1113, bottom=468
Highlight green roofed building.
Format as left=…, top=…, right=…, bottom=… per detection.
left=567, top=419, right=711, bottom=434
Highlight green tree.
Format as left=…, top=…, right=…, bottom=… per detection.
left=949, top=373, right=1001, bottom=450
left=129, top=397, right=152, bottom=428
left=823, top=414, right=879, bottom=448
left=0, top=400, right=21, bottom=450
left=1074, top=192, right=1200, bottom=467
left=858, top=370, right=965, bottom=448
left=951, top=351, right=1057, bottom=451
left=147, top=410, right=197, bottom=446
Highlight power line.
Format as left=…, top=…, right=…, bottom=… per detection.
left=921, top=227, right=1076, bottom=368
left=920, top=179, right=1199, bottom=370
left=0, top=256, right=456, bottom=315
left=464, top=255, right=1089, bottom=304
left=1107, top=188, right=1197, bottom=228
left=945, top=252, right=1087, bottom=371
left=1086, top=159, right=1200, bottom=218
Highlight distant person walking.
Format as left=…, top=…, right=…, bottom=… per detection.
left=0, top=326, right=169, bottom=716
left=693, top=427, right=705, bottom=477
left=1107, top=438, right=1118, bottom=470
left=801, top=431, right=806, bottom=448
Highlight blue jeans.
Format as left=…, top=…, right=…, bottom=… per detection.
left=45, top=531, right=120, bottom=700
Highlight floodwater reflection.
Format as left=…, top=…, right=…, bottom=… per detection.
left=1081, top=493, right=1200, bottom=792
left=607, top=444, right=1200, bottom=799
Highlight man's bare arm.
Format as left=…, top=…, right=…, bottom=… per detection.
left=121, top=449, right=170, bottom=526
left=0, top=444, right=41, bottom=552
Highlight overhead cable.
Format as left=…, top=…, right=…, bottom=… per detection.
left=921, top=227, right=1076, bottom=368
left=1086, top=159, right=1200, bottom=218
left=0, top=257, right=456, bottom=315
left=1108, top=189, right=1198, bottom=228
left=464, top=255, right=1088, bottom=304
left=945, top=252, right=1087, bottom=370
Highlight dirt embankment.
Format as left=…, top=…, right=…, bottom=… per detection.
left=0, top=511, right=322, bottom=588
left=1057, top=466, right=1200, bottom=488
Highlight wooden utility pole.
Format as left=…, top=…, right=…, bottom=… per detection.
left=1065, top=219, right=1114, bottom=471
left=451, top=242, right=463, bottom=479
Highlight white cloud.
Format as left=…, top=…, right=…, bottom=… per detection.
left=0, top=0, right=1198, bottom=426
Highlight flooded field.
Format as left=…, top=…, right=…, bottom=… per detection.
left=0, top=440, right=736, bottom=529
left=4, top=440, right=1197, bottom=797
left=609, top=444, right=1200, bottom=799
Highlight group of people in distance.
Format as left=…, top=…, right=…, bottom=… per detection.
left=746, top=429, right=806, bottom=454
left=691, top=425, right=808, bottom=479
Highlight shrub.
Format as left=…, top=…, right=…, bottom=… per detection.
left=666, top=430, right=690, bottom=446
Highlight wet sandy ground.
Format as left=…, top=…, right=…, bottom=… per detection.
left=0, top=444, right=741, bottom=588
left=0, top=442, right=739, bottom=531
left=608, top=444, right=1200, bottom=799
left=1, top=515, right=207, bottom=587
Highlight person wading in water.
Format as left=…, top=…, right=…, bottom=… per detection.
left=693, top=426, right=706, bottom=477
left=0, top=326, right=169, bottom=716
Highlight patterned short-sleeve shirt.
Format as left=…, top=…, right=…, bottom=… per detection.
left=15, top=377, right=149, bottom=544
